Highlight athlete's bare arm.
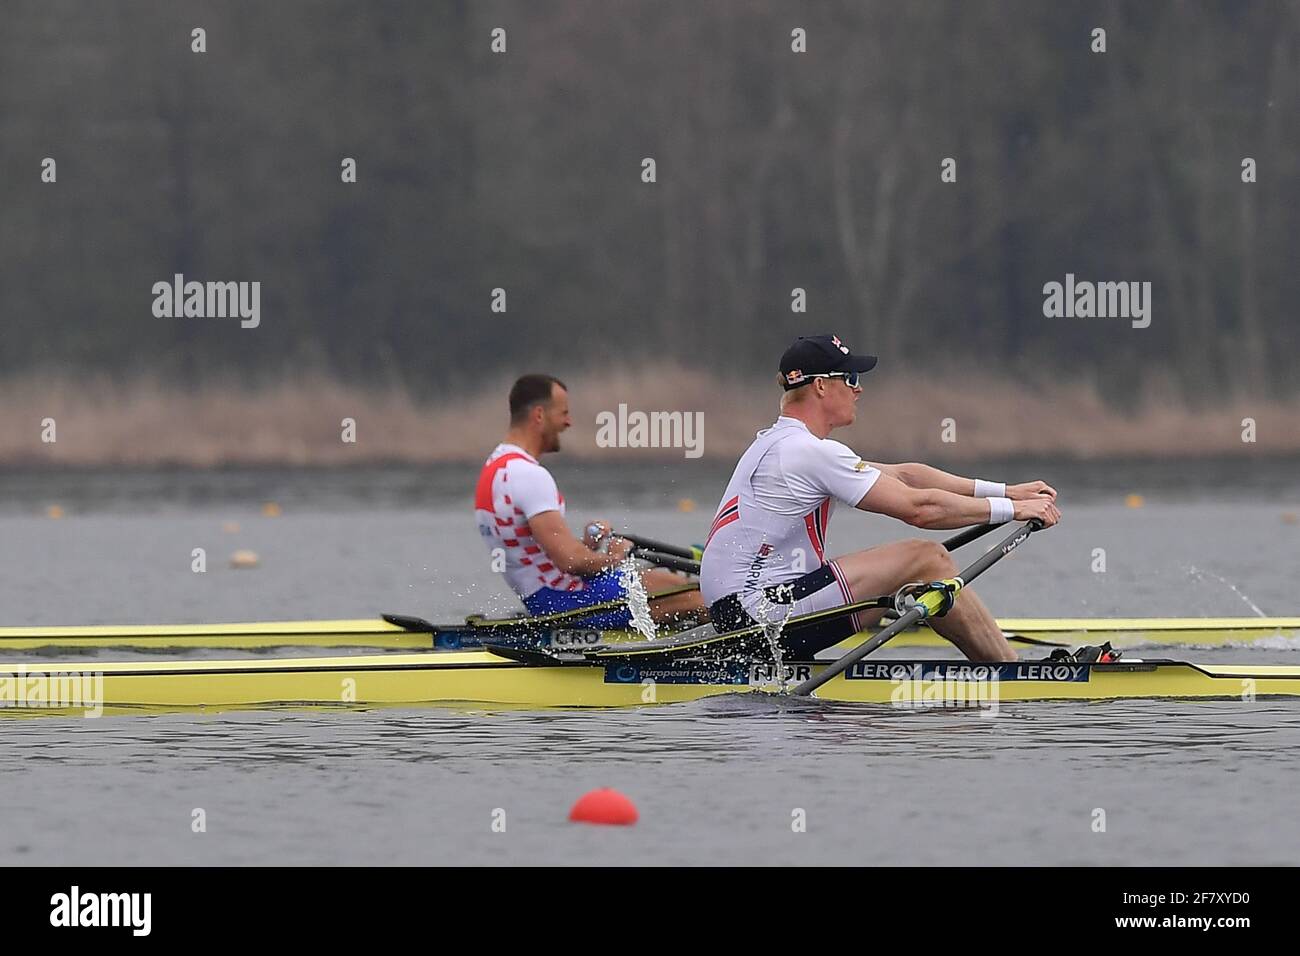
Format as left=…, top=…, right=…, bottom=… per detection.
left=857, top=473, right=1060, bottom=530
left=870, top=463, right=1057, bottom=502
left=528, top=510, right=631, bottom=575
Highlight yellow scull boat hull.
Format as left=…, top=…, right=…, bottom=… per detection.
left=2, top=652, right=1297, bottom=717
left=0, top=617, right=1296, bottom=652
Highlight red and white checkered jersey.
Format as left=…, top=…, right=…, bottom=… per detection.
left=475, top=443, right=583, bottom=598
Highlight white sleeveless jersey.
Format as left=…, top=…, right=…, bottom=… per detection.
left=699, top=417, right=881, bottom=613
left=474, top=443, right=583, bottom=598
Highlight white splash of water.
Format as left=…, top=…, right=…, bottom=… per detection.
left=751, top=594, right=795, bottom=689
left=1184, top=566, right=1269, bottom=617
left=619, top=558, right=657, bottom=640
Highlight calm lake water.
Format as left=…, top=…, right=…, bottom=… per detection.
left=2, top=462, right=1298, bottom=865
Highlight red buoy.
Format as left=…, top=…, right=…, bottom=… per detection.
left=568, top=788, right=639, bottom=825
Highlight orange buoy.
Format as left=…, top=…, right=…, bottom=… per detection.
left=568, top=788, right=638, bottom=826
left=261, top=502, right=282, bottom=517
left=1124, top=494, right=1145, bottom=509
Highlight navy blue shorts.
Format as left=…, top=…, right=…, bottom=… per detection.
left=522, top=568, right=632, bottom=628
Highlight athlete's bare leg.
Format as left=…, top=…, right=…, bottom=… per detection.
left=829, top=539, right=1015, bottom=661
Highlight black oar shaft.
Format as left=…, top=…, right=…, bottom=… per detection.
left=791, top=520, right=1042, bottom=696
left=621, top=534, right=697, bottom=560
left=952, top=519, right=1040, bottom=581
left=941, top=523, right=998, bottom=552
left=790, top=605, right=928, bottom=695
left=633, top=549, right=700, bottom=575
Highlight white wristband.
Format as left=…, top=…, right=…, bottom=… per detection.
left=988, top=496, right=1015, bottom=523
left=974, top=479, right=1006, bottom=498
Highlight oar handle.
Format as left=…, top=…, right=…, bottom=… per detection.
left=791, top=520, right=1044, bottom=696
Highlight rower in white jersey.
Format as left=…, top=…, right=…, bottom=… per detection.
left=476, top=374, right=708, bottom=628
left=700, top=335, right=1061, bottom=662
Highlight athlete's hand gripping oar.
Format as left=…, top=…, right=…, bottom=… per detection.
left=791, top=520, right=1044, bottom=696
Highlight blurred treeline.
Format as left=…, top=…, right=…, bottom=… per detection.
left=2, top=0, right=1296, bottom=402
